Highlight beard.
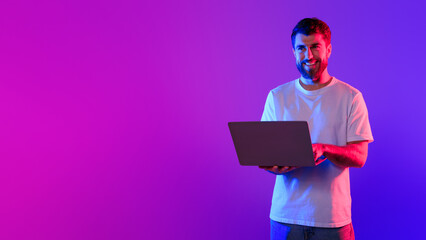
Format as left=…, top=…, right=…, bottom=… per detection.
left=296, top=58, right=328, bottom=81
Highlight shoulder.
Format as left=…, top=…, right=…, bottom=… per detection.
left=331, top=78, right=362, bottom=99
left=269, top=79, right=298, bottom=96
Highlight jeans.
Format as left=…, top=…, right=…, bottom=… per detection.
left=270, top=220, right=355, bottom=240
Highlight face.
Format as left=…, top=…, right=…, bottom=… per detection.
left=293, top=33, right=331, bottom=81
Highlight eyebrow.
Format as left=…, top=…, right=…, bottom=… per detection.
left=296, top=43, right=320, bottom=48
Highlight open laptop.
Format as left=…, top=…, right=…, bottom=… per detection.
left=228, top=121, right=316, bottom=166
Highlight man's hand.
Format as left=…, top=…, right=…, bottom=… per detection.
left=312, top=143, right=327, bottom=166
left=259, top=166, right=298, bottom=175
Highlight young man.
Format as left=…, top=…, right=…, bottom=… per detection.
left=260, top=18, right=373, bottom=240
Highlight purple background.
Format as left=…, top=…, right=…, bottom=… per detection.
left=0, top=0, right=424, bottom=239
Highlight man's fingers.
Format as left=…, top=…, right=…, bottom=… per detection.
left=278, top=166, right=295, bottom=173
left=260, top=166, right=297, bottom=174
left=259, top=166, right=277, bottom=171
left=314, top=156, right=327, bottom=166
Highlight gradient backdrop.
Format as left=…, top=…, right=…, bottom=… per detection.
left=0, top=0, right=424, bottom=239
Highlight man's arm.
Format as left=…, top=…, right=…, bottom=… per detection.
left=312, top=140, right=369, bottom=168
left=260, top=140, right=369, bottom=174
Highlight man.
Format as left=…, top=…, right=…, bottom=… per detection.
left=259, top=18, right=373, bottom=240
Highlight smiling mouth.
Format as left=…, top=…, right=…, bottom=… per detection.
left=304, top=62, right=317, bottom=68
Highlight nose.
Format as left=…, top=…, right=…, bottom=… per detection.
left=305, top=48, right=313, bottom=60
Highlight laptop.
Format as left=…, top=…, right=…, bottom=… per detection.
left=228, top=121, right=316, bottom=166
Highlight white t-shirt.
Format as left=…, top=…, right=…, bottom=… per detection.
left=261, top=77, right=373, bottom=228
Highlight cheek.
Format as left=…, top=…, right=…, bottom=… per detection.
left=314, top=53, right=324, bottom=61
left=320, top=50, right=329, bottom=58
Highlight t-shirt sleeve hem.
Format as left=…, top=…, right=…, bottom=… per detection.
left=347, top=135, right=374, bottom=143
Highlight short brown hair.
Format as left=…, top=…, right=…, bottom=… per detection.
left=291, top=18, right=331, bottom=49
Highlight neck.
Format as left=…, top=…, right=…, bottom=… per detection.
left=299, top=69, right=332, bottom=91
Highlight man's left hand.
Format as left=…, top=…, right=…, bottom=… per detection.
left=312, top=143, right=327, bottom=166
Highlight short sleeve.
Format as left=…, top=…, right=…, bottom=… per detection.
left=261, top=91, right=276, bottom=121
left=347, top=93, right=374, bottom=143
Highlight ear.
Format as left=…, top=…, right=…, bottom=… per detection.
left=327, top=43, right=332, bottom=58
left=293, top=47, right=296, bottom=58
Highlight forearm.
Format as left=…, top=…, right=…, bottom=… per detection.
left=320, top=141, right=368, bottom=168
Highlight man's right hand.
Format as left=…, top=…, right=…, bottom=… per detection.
left=259, top=166, right=298, bottom=175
